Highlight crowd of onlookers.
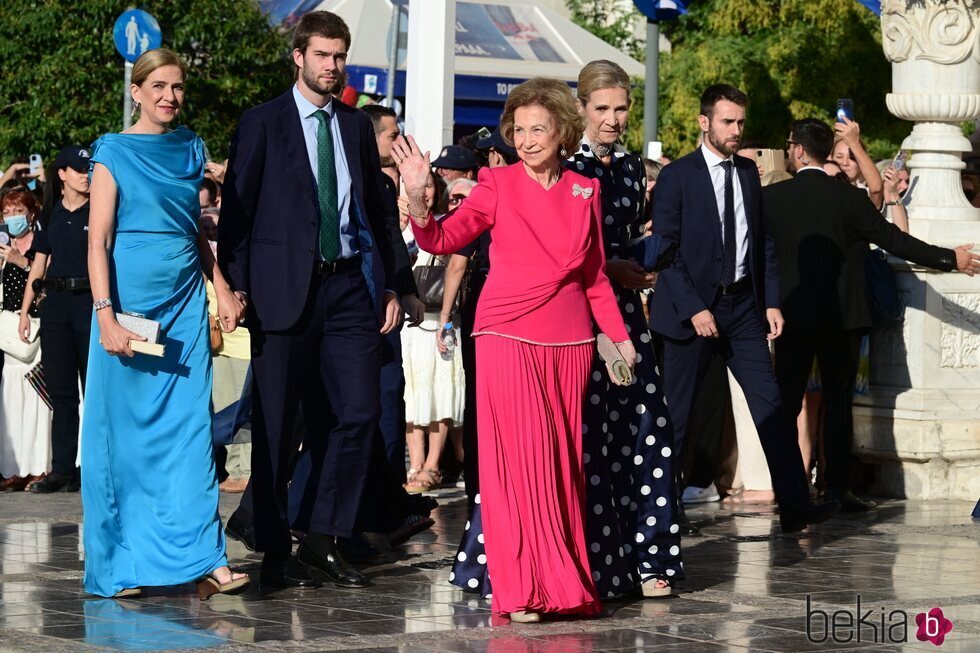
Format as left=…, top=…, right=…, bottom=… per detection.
left=1, top=95, right=979, bottom=508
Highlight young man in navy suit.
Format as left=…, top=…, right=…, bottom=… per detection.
left=218, top=11, right=402, bottom=590
left=650, top=84, right=839, bottom=534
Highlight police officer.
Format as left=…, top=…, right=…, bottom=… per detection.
left=20, top=146, right=92, bottom=493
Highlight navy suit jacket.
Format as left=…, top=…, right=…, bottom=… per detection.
left=650, top=149, right=781, bottom=340
left=218, top=90, right=396, bottom=332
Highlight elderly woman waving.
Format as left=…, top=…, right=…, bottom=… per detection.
left=393, top=77, right=633, bottom=623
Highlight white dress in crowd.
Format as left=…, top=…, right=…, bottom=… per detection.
left=0, top=262, right=52, bottom=478
left=401, top=251, right=465, bottom=427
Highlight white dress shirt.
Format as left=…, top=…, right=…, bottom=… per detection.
left=700, top=143, right=748, bottom=282
left=292, top=84, right=357, bottom=259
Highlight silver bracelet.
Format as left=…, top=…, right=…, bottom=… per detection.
left=93, top=298, right=113, bottom=311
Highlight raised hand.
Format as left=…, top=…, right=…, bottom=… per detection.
left=391, top=135, right=431, bottom=201
left=834, top=116, right=861, bottom=148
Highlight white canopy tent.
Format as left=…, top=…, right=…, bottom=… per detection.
left=315, top=0, right=644, bottom=126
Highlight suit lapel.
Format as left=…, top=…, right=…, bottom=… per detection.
left=335, top=104, right=364, bottom=211
left=736, top=162, right=756, bottom=240
left=693, top=152, right=723, bottom=253
left=275, top=92, right=316, bottom=199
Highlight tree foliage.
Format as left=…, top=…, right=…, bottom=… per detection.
left=570, top=0, right=908, bottom=160
left=565, top=0, right=645, bottom=61
left=0, top=0, right=291, bottom=165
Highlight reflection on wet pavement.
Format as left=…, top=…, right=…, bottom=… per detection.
left=0, top=490, right=978, bottom=651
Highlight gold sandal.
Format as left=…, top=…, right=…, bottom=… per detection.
left=404, top=468, right=442, bottom=494
left=113, top=587, right=142, bottom=598
left=196, top=571, right=250, bottom=601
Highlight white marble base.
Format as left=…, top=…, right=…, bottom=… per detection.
left=853, top=217, right=980, bottom=500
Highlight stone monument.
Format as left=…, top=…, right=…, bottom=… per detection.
left=853, top=0, right=980, bottom=500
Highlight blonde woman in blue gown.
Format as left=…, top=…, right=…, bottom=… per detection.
left=83, top=49, right=248, bottom=599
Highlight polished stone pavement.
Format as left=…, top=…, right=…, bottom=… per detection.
left=0, top=488, right=978, bottom=652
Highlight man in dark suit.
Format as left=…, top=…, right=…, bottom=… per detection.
left=219, top=11, right=402, bottom=590
left=764, top=118, right=979, bottom=511
left=651, top=84, right=839, bottom=533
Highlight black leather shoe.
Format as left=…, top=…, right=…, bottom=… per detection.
left=780, top=500, right=841, bottom=534
left=676, top=513, right=702, bottom=537
left=29, top=473, right=73, bottom=494
left=837, top=491, right=877, bottom=513
left=260, top=554, right=321, bottom=590
left=225, top=510, right=257, bottom=552
left=296, top=535, right=371, bottom=588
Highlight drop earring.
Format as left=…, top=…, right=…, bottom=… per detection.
left=560, top=146, right=568, bottom=158
left=131, top=101, right=140, bottom=118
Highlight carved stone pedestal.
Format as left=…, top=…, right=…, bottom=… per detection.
left=853, top=0, right=980, bottom=500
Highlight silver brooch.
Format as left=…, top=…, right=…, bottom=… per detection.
left=572, top=183, right=594, bottom=199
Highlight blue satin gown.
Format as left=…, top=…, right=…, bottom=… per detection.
left=81, top=126, right=227, bottom=597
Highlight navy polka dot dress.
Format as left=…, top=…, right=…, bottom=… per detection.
left=448, top=141, right=684, bottom=599
left=571, top=139, right=684, bottom=597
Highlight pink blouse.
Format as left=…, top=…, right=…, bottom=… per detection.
left=413, top=163, right=629, bottom=346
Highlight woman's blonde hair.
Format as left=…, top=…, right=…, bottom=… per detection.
left=500, top=78, right=584, bottom=155
left=131, top=48, right=187, bottom=88
left=577, top=59, right=631, bottom=106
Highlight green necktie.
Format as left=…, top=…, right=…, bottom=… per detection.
left=313, top=109, right=340, bottom=262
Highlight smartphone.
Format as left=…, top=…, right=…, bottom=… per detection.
left=28, top=153, right=42, bottom=177
left=836, top=99, right=855, bottom=123
left=893, top=150, right=907, bottom=171
left=756, top=148, right=785, bottom=175
left=646, top=141, right=663, bottom=162
left=0, top=223, right=9, bottom=246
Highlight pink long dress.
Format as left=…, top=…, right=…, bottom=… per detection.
left=414, top=163, right=628, bottom=617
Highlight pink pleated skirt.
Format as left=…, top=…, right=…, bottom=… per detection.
left=475, top=334, right=601, bottom=618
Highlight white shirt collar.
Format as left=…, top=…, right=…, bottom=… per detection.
left=292, top=84, right=333, bottom=120
left=700, top=143, right=733, bottom=168
left=796, top=166, right=827, bottom=174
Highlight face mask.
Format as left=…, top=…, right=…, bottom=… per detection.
left=4, top=215, right=29, bottom=237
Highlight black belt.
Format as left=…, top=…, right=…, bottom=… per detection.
left=40, top=277, right=90, bottom=292
left=314, top=254, right=362, bottom=276
left=719, top=275, right=752, bottom=296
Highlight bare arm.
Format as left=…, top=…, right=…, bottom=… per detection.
left=836, top=118, right=883, bottom=209
left=881, top=167, right=909, bottom=233
left=436, top=253, right=469, bottom=352
left=88, top=163, right=143, bottom=357
left=17, top=253, right=48, bottom=342
left=196, top=229, right=245, bottom=333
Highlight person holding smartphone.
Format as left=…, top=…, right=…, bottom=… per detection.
left=832, top=110, right=884, bottom=210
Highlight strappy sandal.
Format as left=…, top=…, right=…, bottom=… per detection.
left=403, top=467, right=421, bottom=490
left=404, top=468, right=442, bottom=494
left=196, top=571, right=250, bottom=601
left=640, top=577, right=674, bottom=598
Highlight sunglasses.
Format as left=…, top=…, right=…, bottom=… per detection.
left=448, top=194, right=468, bottom=205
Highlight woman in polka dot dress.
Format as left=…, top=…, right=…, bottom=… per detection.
left=448, top=62, right=683, bottom=602
left=570, top=60, right=684, bottom=598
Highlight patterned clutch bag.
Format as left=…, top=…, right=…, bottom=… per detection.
left=115, top=312, right=164, bottom=357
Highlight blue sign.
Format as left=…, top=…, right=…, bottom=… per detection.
left=855, top=0, right=881, bottom=15
left=633, top=0, right=688, bottom=21
left=113, top=9, right=162, bottom=63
